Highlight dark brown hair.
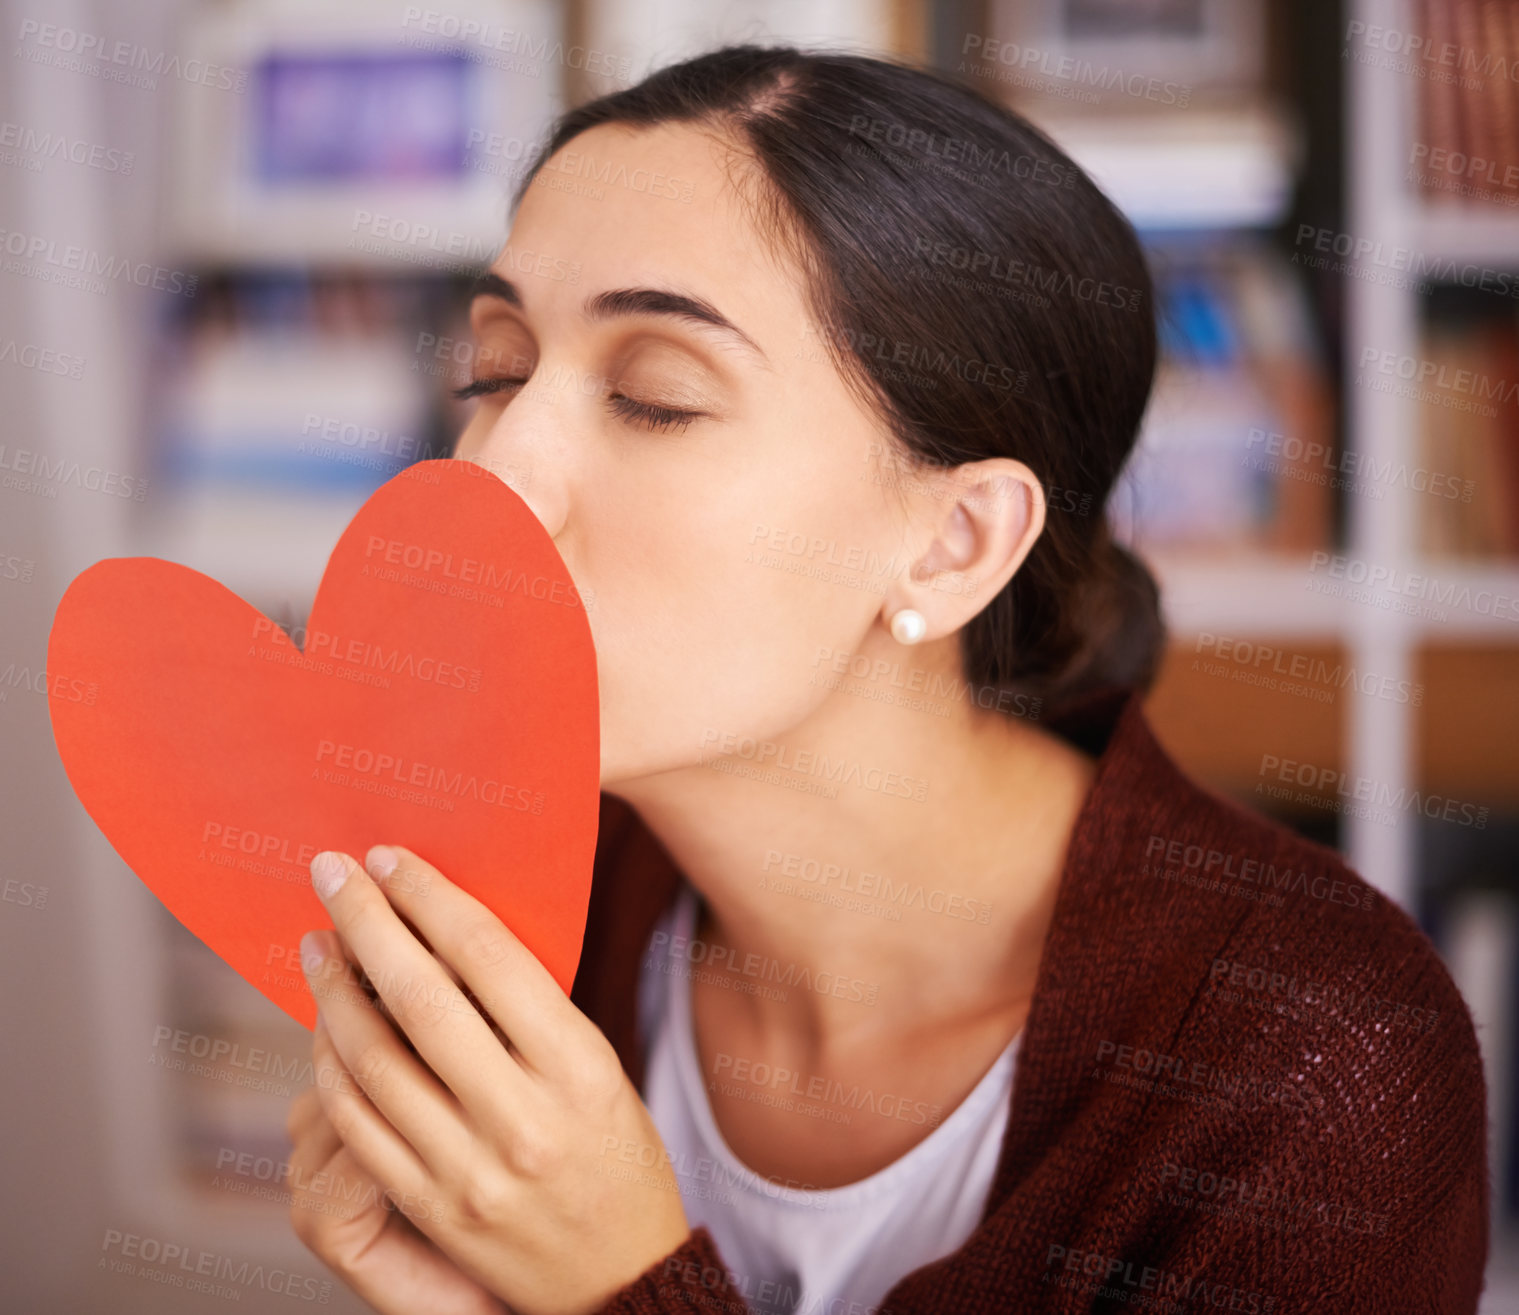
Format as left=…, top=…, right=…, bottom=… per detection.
left=510, top=44, right=1165, bottom=721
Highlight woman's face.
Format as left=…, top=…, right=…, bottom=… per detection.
left=452, top=121, right=1004, bottom=789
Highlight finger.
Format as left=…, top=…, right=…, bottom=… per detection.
left=286, top=1083, right=326, bottom=1144
left=302, top=931, right=479, bottom=1184
left=363, top=843, right=603, bottom=1081
left=287, top=1103, right=344, bottom=1195
left=307, top=849, right=533, bottom=1111
left=309, top=1014, right=439, bottom=1209
left=291, top=1145, right=507, bottom=1315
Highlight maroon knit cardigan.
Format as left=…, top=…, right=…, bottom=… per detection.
left=576, top=686, right=1489, bottom=1314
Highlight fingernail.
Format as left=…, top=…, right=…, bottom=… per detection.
left=299, top=930, right=325, bottom=975
left=366, top=845, right=398, bottom=881
left=311, top=852, right=349, bottom=900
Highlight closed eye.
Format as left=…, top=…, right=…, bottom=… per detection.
left=452, top=376, right=704, bottom=433
left=452, top=376, right=527, bottom=400
left=606, top=394, right=702, bottom=432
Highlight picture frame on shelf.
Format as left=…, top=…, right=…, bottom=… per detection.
left=988, top=0, right=1267, bottom=97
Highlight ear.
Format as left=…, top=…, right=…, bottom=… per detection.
left=880, top=457, right=1046, bottom=644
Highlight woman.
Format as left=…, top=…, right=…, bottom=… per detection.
left=284, top=44, right=1488, bottom=1315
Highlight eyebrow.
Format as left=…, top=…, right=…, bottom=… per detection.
left=467, top=271, right=770, bottom=367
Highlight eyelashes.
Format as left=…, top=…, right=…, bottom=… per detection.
left=451, top=376, right=523, bottom=401
left=607, top=393, right=702, bottom=433
left=451, top=375, right=702, bottom=433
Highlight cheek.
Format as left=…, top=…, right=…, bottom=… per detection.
left=591, top=481, right=890, bottom=773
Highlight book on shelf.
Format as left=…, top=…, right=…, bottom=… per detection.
left=152, top=272, right=465, bottom=500
left=1416, top=310, right=1519, bottom=556
left=1411, top=0, right=1519, bottom=208
left=1108, top=241, right=1333, bottom=557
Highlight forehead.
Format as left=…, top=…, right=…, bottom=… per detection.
left=501, top=120, right=806, bottom=328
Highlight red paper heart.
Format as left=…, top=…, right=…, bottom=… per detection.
left=47, top=459, right=600, bottom=1029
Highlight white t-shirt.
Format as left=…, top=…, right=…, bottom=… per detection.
left=637, top=881, right=1021, bottom=1315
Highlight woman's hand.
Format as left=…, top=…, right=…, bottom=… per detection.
left=292, top=844, right=692, bottom=1315
left=285, top=1079, right=508, bottom=1315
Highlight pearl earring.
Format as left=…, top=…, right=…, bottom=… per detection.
left=889, top=608, right=927, bottom=645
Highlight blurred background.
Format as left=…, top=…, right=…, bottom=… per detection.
left=2, top=0, right=1517, bottom=1309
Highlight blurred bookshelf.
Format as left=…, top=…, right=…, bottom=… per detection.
left=45, top=0, right=1517, bottom=1301
left=976, top=0, right=1519, bottom=1294
left=85, top=0, right=927, bottom=1282
left=80, top=0, right=563, bottom=1266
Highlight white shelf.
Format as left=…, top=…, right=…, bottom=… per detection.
left=1414, top=205, right=1519, bottom=266
left=1151, top=553, right=1519, bottom=640
left=1028, top=103, right=1301, bottom=230
left=1348, top=12, right=1519, bottom=1285
left=1482, top=1234, right=1519, bottom=1314
left=133, top=487, right=362, bottom=607
left=1151, top=553, right=1348, bottom=638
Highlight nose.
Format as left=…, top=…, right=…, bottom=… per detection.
left=459, top=377, right=574, bottom=540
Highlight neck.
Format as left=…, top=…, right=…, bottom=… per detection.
left=609, top=636, right=1098, bottom=1055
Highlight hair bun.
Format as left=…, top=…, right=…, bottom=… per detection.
left=1050, top=530, right=1166, bottom=716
